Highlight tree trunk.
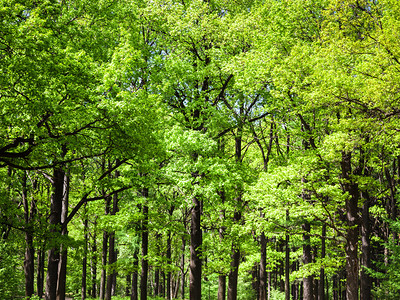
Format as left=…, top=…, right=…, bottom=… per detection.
left=37, top=246, right=45, bottom=298
left=360, top=193, right=372, bottom=300
left=302, top=222, right=313, bottom=300
left=190, top=196, right=202, bottom=300
left=22, top=172, right=35, bottom=298
left=318, top=225, right=326, bottom=300
left=91, top=226, right=98, bottom=298
left=45, top=167, right=65, bottom=300
left=218, top=275, right=226, bottom=300
left=155, top=268, right=160, bottom=297
left=227, top=211, right=241, bottom=300
left=181, top=236, right=186, bottom=300
left=167, top=231, right=172, bottom=300
left=141, top=188, right=149, bottom=300
left=341, top=152, right=359, bottom=300
left=131, top=250, right=139, bottom=300
left=106, top=191, right=119, bottom=300
left=259, top=232, right=267, bottom=300
left=82, top=208, right=88, bottom=300
left=100, top=230, right=108, bottom=300
left=57, top=173, right=69, bottom=300
left=285, top=212, right=290, bottom=300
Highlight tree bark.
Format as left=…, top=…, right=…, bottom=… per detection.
left=37, top=246, right=45, bottom=298
left=141, top=188, right=149, bottom=300
left=82, top=207, right=88, bottom=300
left=218, top=275, right=226, bottom=300
left=181, top=235, right=186, bottom=300
left=227, top=212, right=241, bottom=300
left=318, top=225, right=326, bottom=300
left=285, top=213, right=290, bottom=300
left=167, top=231, right=172, bottom=300
left=302, top=222, right=313, bottom=300
left=190, top=195, right=202, bottom=300
left=91, top=225, right=98, bottom=298
left=45, top=167, right=65, bottom=300
left=57, top=173, right=69, bottom=300
left=22, top=172, right=35, bottom=298
left=259, top=232, right=267, bottom=300
left=341, top=152, right=359, bottom=300
left=106, top=191, right=119, bottom=300
left=360, top=193, right=372, bottom=300
left=100, top=230, right=108, bottom=300
left=131, top=250, right=139, bottom=300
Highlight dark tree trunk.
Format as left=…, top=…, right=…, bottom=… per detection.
left=218, top=191, right=226, bottom=300
left=141, top=188, right=149, bottom=300
left=106, top=191, right=119, bottom=300
left=227, top=127, right=244, bottom=300
left=100, top=230, right=109, bottom=300
left=341, top=152, right=359, bottom=300
left=190, top=196, right=202, bottom=300
left=57, top=173, right=69, bottom=300
left=155, top=268, right=159, bottom=297
left=126, top=274, right=131, bottom=297
left=91, top=226, right=98, bottom=298
left=22, top=172, right=35, bottom=298
left=360, top=193, right=372, bottom=300
left=218, top=275, right=226, bottom=300
left=105, top=231, right=115, bottom=300
left=302, top=222, right=313, bottom=300
left=181, top=236, right=186, bottom=300
left=318, top=225, right=326, bottom=300
left=82, top=208, right=88, bottom=300
left=24, top=237, right=35, bottom=297
left=227, top=212, right=241, bottom=300
left=259, top=232, right=267, bottom=300
left=285, top=213, right=290, bottom=300
left=167, top=232, right=172, bottom=300
left=37, top=246, right=45, bottom=298
left=131, top=250, right=139, bottom=300
left=45, top=167, right=65, bottom=300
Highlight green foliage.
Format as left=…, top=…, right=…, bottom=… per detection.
left=0, top=239, right=24, bottom=299
left=367, top=219, right=400, bottom=299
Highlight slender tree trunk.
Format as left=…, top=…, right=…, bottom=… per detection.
left=91, top=226, right=98, bottom=298
left=259, top=232, right=267, bottom=300
left=105, top=230, right=115, bottom=300
left=82, top=207, right=88, bottom=300
left=227, top=211, right=241, bottom=300
left=22, top=172, right=35, bottom=298
left=267, top=271, right=271, bottom=300
left=141, top=188, right=149, bottom=300
left=167, top=231, right=172, bottom=300
left=57, top=173, right=69, bottom=300
left=302, top=222, right=313, bottom=300
left=285, top=212, right=290, bottom=300
left=318, top=225, right=326, bottom=300
left=360, top=193, right=372, bottom=300
left=341, top=152, right=359, bottom=300
left=218, top=191, right=227, bottom=300
left=106, top=191, right=119, bottom=300
left=37, top=246, right=45, bottom=298
left=100, top=230, right=109, bottom=300
left=190, top=195, right=202, bottom=300
left=181, top=236, right=186, bottom=300
left=155, top=268, right=160, bottom=297
left=131, top=250, right=139, bottom=300
left=45, top=167, right=65, bottom=300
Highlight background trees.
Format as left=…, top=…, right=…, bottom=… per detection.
left=2, top=0, right=400, bottom=299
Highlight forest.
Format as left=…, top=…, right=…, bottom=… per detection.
left=1, top=0, right=400, bottom=299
